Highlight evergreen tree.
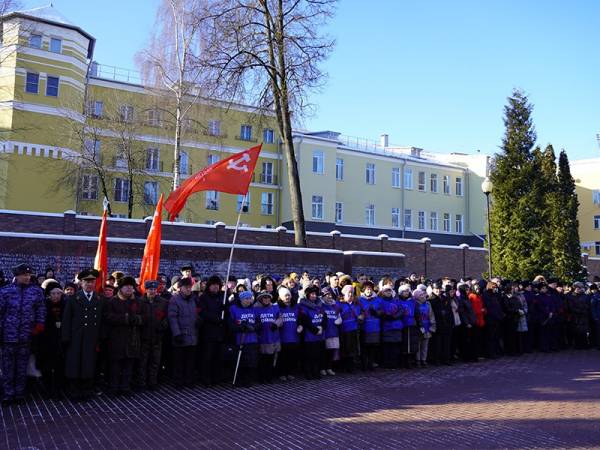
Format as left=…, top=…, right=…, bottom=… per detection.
left=553, top=150, right=582, bottom=281
left=489, top=89, right=539, bottom=279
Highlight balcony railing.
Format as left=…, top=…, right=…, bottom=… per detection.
left=258, top=173, right=277, bottom=185
left=90, top=62, right=142, bottom=85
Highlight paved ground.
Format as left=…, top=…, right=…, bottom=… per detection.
left=2, top=350, right=600, bottom=449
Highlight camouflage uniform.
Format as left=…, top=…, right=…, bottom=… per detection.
left=0, top=281, right=45, bottom=401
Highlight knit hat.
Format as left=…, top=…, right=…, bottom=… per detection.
left=118, top=276, right=137, bottom=289
left=44, top=281, right=62, bottom=297
left=206, top=275, right=223, bottom=289
left=341, top=284, right=354, bottom=296
left=397, top=284, right=411, bottom=294
left=321, top=286, right=334, bottom=297
left=256, top=290, right=273, bottom=302
left=417, top=283, right=427, bottom=291
left=278, top=286, right=291, bottom=298
left=304, top=286, right=320, bottom=298
left=239, top=290, right=254, bottom=302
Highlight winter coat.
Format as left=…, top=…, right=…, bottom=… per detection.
left=322, top=300, right=341, bottom=339
left=37, top=297, right=65, bottom=371
left=416, top=299, right=436, bottom=338
left=340, top=301, right=362, bottom=333
left=502, top=294, right=522, bottom=327
left=255, top=303, right=281, bottom=345
left=0, top=281, right=45, bottom=344
left=380, top=296, right=404, bottom=332
left=359, top=295, right=382, bottom=334
left=140, top=295, right=168, bottom=344
left=297, top=298, right=325, bottom=342
left=536, top=293, right=557, bottom=325
left=103, top=295, right=142, bottom=360
left=457, top=295, right=476, bottom=327
left=482, top=290, right=505, bottom=323
left=468, top=293, right=485, bottom=328
left=430, top=294, right=453, bottom=334
left=567, top=293, right=590, bottom=334
left=197, top=291, right=226, bottom=343
left=229, top=301, right=258, bottom=345
left=399, top=297, right=417, bottom=327
left=591, top=292, right=600, bottom=322
left=168, top=292, right=198, bottom=347
left=62, top=290, right=103, bottom=379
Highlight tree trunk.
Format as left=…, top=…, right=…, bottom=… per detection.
left=173, top=97, right=182, bottom=191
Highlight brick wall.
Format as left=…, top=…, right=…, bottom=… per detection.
left=0, top=210, right=489, bottom=281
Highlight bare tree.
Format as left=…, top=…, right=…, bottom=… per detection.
left=136, top=0, right=215, bottom=191
left=200, top=0, right=336, bottom=247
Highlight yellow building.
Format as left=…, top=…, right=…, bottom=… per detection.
left=570, top=158, right=600, bottom=256
left=0, top=5, right=281, bottom=227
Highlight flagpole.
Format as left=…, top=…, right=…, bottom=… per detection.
left=221, top=194, right=247, bottom=318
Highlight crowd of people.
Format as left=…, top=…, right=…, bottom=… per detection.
left=1, top=263, right=600, bottom=406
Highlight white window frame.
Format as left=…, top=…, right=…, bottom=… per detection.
left=261, top=192, right=274, bottom=215
left=404, top=168, right=413, bottom=189
left=404, top=209, right=412, bottom=229
left=147, top=109, right=161, bottom=127
left=418, top=171, right=426, bottom=191
left=29, top=34, right=42, bottom=49
left=455, top=177, right=463, bottom=196
left=263, top=128, right=274, bottom=144
left=335, top=202, right=343, bottom=224
left=365, top=204, right=375, bottom=226
left=418, top=211, right=425, bottom=230
left=392, top=167, right=401, bottom=188
left=237, top=192, right=250, bottom=213
left=593, top=190, right=600, bottom=205
left=179, top=151, right=189, bottom=175
left=120, top=105, right=134, bottom=122
left=443, top=175, right=451, bottom=194
left=25, top=72, right=39, bottom=94
left=335, top=158, right=344, bottom=181
left=261, top=161, right=274, bottom=184
left=45, top=75, right=59, bottom=97
left=430, top=211, right=438, bottom=231
left=443, top=212, right=451, bottom=232
left=146, top=148, right=160, bottom=171
left=240, top=124, right=252, bottom=140
left=391, top=207, right=400, bottom=228
left=81, top=174, right=98, bottom=200
left=366, top=163, right=376, bottom=185
left=594, top=215, right=600, bottom=230
left=92, top=100, right=103, bottom=118
left=84, top=139, right=101, bottom=160
left=208, top=119, right=221, bottom=136
left=207, top=154, right=220, bottom=166
left=430, top=174, right=438, bottom=193
left=50, top=37, right=62, bottom=53
left=144, top=181, right=159, bottom=205
left=312, top=150, right=324, bottom=174
left=455, top=214, right=464, bottom=233
left=114, top=178, right=130, bottom=203
left=206, top=191, right=219, bottom=210
left=311, top=195, right=324, bottom=220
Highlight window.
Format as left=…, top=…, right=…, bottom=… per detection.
left=261, top=192, right=274, bottom=215
left=404, top=168, right=413, bottom=189
left=208, top=119, right=221, bottom=136
left=418, top=211, right=425, bottom=230
left=29, top=34, right=42, bottom=49
left=392, top=168, right=401, bottom=188
left=392, top=207, right=400, bottom=228
left=146, top=148, right=160, bottom=171
left=261, top=161, right=273, bottom=184
left=593, top=190, right=600, bottom=205
left=207, top=154, right=219, bottom=166
left=25, top=72, right=39, bottom=94
left=443, top=213, right=450, bottom=232
left=183, top=118, right=194, bottom=132
left=596, top=242, right=600, bottom=256
left=45, top=76, right=59, bottom=97
left=443, top=175, right=450, bottom=194
left=312, top=150, right=324, bottom=174
left=404, top=209, right=412, bottom=229
left=144, top=181, right=159, bottom=205
left=455, top=214, right=464, bottom=233
left=81, top=174, right=98, bottom=200
left=336, top=158, right=344, bottom=181
left=179, top=151, right=189, bottom=175
left=430, top=212, right=438, bottom=230
left=91, top=100, right=103, bottom=118
left=147, top=109, right=161, bottom=126
left=50, top=37, right=62, bottom=53
left=114, top=178, right=130, bottom=203
left=206, top=191, right=219, bottom=210
left=366, top=163, right=376, bottom=185
left=84, top=139, right=101, bottom=160
left=365, top=204, right=375, bottom=225
left=237, top=193, right=250, bottom=213
left=430, top=174, right=438, bottom=193
left=594, top=216, right=600, bottom=230
left=311, top=195, right=324, bottom=220
left=263, top=128, right=274, bottom=143
left=455, top=177, right=463, bottom=196
left=115, top=144, right=127, bottom=169
left=120, top=105, right=134, bottom=122
left=335, top=202, right=343, bottom=224
left=240, top=124, right=252, bottom=141
left=418, top=171, right=426, bottom=191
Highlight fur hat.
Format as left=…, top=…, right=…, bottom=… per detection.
left=277, top=286, right=291, bottom=298
left=117, top=276, right=137, bottom=289
left=206, top=275, right=223, bottom=289
left=304, top=285, right=320, bottom=298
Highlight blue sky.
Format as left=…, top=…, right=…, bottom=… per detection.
left=23, top=0, right=600, bottom=159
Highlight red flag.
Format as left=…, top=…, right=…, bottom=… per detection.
left=139, top=193, right=163, bottom=294
left=165, top=144, right=262, bottom=221
left=94, top=205, right=109, bottom=293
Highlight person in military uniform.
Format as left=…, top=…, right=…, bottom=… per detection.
left=104, top=276, right=142, bottom=395
left=62, top=269, right=103, bottom=401
left=0, top=263, right=46, bottom=406
left=136, top=280, right=168, bottom=390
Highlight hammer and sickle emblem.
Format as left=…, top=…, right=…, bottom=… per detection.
left=227, top=153, right=251, bottom=172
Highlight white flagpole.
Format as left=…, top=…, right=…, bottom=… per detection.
left=221, top=194, right=247, bottom=318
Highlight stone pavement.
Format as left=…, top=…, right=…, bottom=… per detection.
left=2, top=350, right=600, bottom=449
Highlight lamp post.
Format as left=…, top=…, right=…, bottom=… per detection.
left=481, top=177, right=493, bottom=278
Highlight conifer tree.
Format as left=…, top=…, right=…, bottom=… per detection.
left=553, top=150, right=582, bottom=281
left=489, top=90, right=539, bottom=279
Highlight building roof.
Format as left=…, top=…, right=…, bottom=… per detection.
left=3, top=4, right=96, bottom=59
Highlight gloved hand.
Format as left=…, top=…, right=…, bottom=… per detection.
left=174, top=334, right=185, bottom=345
left=334, top=315, right=342, bottom=326
left=316, top=326, right=323, bottom=335
left=420, top=327, right=426, bottom=334
left=55, top=321, right=62, bottom=329
left=296, top=325, right=303, bottom=334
